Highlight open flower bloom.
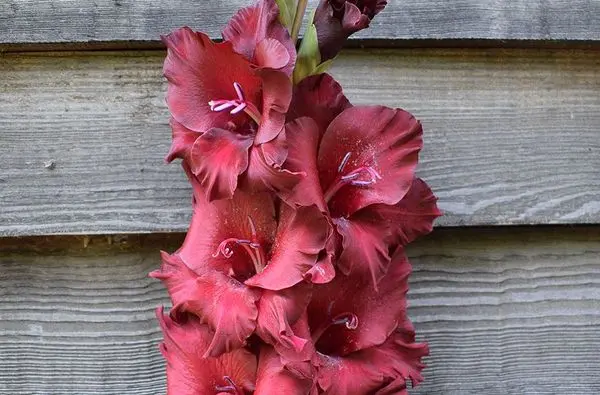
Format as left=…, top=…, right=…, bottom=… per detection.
left=313, top=0, right=388, bottom=61
left=163, top=26, right=296, bottom=201
left=150, top=164, right=333, bottom=357
left=284, top=75, right=438, bottom=286
left=222, top=0, right=297, bottom=75
left=300, top=249, right=428, bottom=393
left=156, top=307, right=257, bottom=394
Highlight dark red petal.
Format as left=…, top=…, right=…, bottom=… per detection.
left=254, top=346, right=318, bottom=395
left=150, top=253, right=260, bottom=357
left=359, top=0, right=388, bottom=18
left=244, top=144, right=302, bottom=194
left=165, top=118, right=200, bottom=163
left=372, top=177, right=442, bottom=246
left=181, top=163, right=278, bottom=276
left=256, top=282, right=312, bottom=354
left=304, top=253, right=336, bottom=284
left=334, top=212, right=391, bottom=289
left=260, top=129, right=289, bottom=167
left=288, top=73, right=352, bottom=134
left=222, top=0, right=296, bottom=75
left=255, top=69, right=292, bottom=144
left=316, top=330, right=428, bottom=395
left=156, top=307, right=257, bottom=394
left=189, top=128, right=253, bottom=201
left=163, top=27, right=261, bottom=132
left=308, top=249, right=413, bottom=356
left=313, top=1, right=370, bottom=61
left=279, top=117, right=327, bottom=212
left=245, top=205, right=331, bottom=290
left=255, top=38, right=291, bottom=70
left=319, top=105, right=423, bottom=217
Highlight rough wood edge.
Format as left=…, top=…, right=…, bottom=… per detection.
left=2, top=38, right=600, bottom=53
left=2, top=225, right=598, bottom=253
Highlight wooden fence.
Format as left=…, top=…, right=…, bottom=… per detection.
left=1, top=1, right=599, bottom=394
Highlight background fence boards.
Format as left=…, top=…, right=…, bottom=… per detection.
left=1, top=228, right=599, bottom=394
left=1, top=1, right=599, bottom=394
left=2, top=48, right=599, bottom=236
left=2, top=0, right=600, bottom=50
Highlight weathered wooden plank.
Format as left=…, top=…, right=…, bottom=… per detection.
left=1, top=0, right=600, bottom=50
left=0, top=227, right=599, bottom=394
left=1, top=48, right=600, bottom=236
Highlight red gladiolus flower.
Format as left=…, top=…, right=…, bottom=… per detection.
left=314, top=0, right=388, bottom=61
left=156, top=307, right=257, bottom=394
left=304, top=249, right=428, bottom=394
left=283, top=78, right=438, bottom=286
left=153, top=1, right=438, bottom=393
left=151, top=164, right=333, bottom=357
left=163, top=27, right=295, bottom=201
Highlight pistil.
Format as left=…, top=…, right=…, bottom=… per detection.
left=209, top=82, right=261, bottom=124
left=323, top=152, right=382, bottom=202
left=311, top=312, right=359, bottom=344
left=215, top=376, right=244, bottom=394
left=212, top=216, right=267, bottom=275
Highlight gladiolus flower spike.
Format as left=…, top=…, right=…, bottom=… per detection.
left=151, top=0, right=441, bottom=393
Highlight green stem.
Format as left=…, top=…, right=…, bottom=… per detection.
left=290, top=0, right=308, bottom=43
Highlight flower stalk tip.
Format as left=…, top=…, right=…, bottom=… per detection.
left=290, top=0, right=309, bottom=43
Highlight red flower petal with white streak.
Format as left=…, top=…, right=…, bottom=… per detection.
left=288, top=73, right=352, bottom=134
left=308, top=249, right=412, bottom=357
left=316, top=330, right=428, bottom=395
left=150, top=253, right=260, bottom=357
left=245, top=204, right=332, bottom=291
left=318, top=105, right=423, bottom=217
left=163, top=27, right=261, bottom=133
left=244, top=142, right=302, bottom=194
left=189, top=128, right=253, bottom=201
left=279, top=117, right=327, bottom=212
left=254, top=346, right=318, bottom=395
left=156, top=307, right=257, bottom=394
left=222, top=0, right=296, bottom=75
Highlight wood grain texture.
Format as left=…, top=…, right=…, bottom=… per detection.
left=1, top=48, right=600, bottom=236
left=0, top=227, right=599, bottom=394
left=1, top=0, right=600, bottom=50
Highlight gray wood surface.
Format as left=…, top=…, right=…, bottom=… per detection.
left=1, top=227, right=599, bottom=394
left=1, top=0, right=600, bottom=50
left=1, top=48, right=599, bottom=236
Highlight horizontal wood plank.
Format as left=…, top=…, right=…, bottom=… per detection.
left=1, top=227, right=599, bottom=394
left=1, top=48, right=600, bottom=235
left=1, top=1, right=600, bottom=50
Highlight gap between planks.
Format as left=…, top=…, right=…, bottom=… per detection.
left=0, top=227, right=599, bottom=394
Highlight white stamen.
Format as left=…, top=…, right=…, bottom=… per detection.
left=367, top=167, right=383, bottom=180
left=340, top=173, right=360, bottom=181
left=233, top=82, right=245, bottom=101
left=230, top=102, right=247, bottom=114
left=338, top=152, right=352, bottom=173
left=247, top=216, right=257, bottom=238
left=213, top=102, right=235, bottom=112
